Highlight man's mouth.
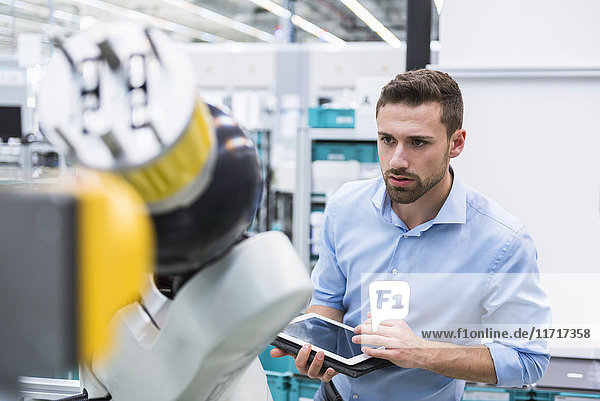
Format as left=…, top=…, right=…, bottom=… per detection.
left=388, top=175, right=414, bottom=188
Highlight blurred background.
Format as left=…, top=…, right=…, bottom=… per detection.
left=1, top=0, right=599, bottom=400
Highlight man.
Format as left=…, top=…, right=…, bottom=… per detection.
left=272, top=69, right=551, bottom=401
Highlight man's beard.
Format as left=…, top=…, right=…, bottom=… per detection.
left=384, top=153, right=449, bottom=205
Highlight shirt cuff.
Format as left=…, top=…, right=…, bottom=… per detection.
left=308, top=298, right=344, bottom=312
left=485, top=342, right=524, bottom=387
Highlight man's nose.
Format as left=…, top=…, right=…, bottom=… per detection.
left=390, top=145, right=409, bottom=169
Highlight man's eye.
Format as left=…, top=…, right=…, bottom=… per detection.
left=381, top=136, right=393, bottom=144
left=412, top=139, right=427, bottom=147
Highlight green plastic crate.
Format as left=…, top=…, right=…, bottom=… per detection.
left=312, top=140, right=378, bottom=163
left=266, top=371, right=292, bottom=401
left=555, top=394, right=600, bottom=400
left=308, top=108, right=355, bottom=128
left=259, top=345, right=300, bottom=374
left=532, top=389, right=600, bottom=400
left=532, top=390, right=558, bottom=401
left=462, top=385, right=531, bottom=401
left=289, top=375, right=321, bottom=401
left=512, top=389, right=533, bottom=401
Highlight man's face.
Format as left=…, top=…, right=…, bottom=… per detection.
left=376, top=102, right=452, bottom=204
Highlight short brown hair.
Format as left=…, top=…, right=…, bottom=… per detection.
left=376, top=69, right=463, bottom=138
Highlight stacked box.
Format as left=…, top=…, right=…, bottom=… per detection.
left=462, top=385, right=531, bottom=401
left=266, top=371, right=292, bottom=401
left=312, top=140, right=378, bottom=163
left=532, top=389, right=600, bottom=400
left=308, top=108, right=355, bottom=128
left=289, top=375, right=321, bottom=401
left=259, top=345, right=299, bottom=374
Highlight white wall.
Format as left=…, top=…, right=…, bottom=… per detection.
left=180, top=43, right=276, bottom=90
left=439, top=0, right=600, bottom=68
left=182, top=41, right=406, bottom=95
left=307, top=42, right=405, bottom=97
left=0, top=62, right=27, bottom=138
left=450, top=74, right=600, bottom=275
left=438, top=0, right=600, bottom=359
left=448, top=72, right=600, bottom=358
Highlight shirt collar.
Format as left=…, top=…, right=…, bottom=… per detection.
left=431, top=171, right=467, bottom=225
left=372, top=176, right=388, bottom=213
left=371, top=166, right=467, bottom=231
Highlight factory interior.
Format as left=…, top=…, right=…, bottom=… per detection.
left=1, top=0, right=599, bottom=400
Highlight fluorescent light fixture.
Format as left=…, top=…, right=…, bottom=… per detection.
left=0, top=13, right=71, bottom=37
left=73, top=0, right=227, bottom=43
left=0, top=0, right=80, bottom=24
left=159, top=0, right=276, bottom=42
left=248, top=0, right=291, bottom=19
left=290, top=15, right=345, bottom=45
left=249, top=0, right=345, bottom=44
left=337, top=0, right=402, bottom=48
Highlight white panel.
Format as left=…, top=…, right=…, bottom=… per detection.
left=17, top=33, right=42, bottom=68
left=183, top=47, right=234, bottom=88
left=446, top=72, right=600, bottom=358
left=355, top=75, right=393, bottom=138
left=451, top=75, right=600, bottom=274
left=439, top=0, right=600, bottom=67
left=310, top=46, right=360, bottom=89
left=232, top=48, right=275, bottom=88
left=356, top=46, right=405, bottom=77
left=309, top=43, right=405, bottom=90
left=181, top=43, right=275, bottom=89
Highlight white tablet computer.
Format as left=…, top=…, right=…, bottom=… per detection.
left=277, top=313, right=371, bottom=365
left=273, top=313, right=394, bottom=378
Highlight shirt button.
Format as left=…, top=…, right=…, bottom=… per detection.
left=392, top=268, right=398, bottom=275
left=403, top=235, right=409, bottom=239
left=352, top=395, right=359, bottom=399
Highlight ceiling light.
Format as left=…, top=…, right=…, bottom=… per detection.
left=73, top=0, right=227, bottom=43
left=0, top=0, right=79, bottom=24
left=336, top=0, right=402, bottom=48
left=248, top=0, right=291, bottom=19
left=249, top=0, right=345, bottom=45
left=159, top=0, right=276, bottom=42
left=0, top=13, right=70, bottom=37
left=290, top=15, right=345, bottom=45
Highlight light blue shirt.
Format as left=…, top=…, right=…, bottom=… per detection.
left=310, top=171, right=551, bottom=401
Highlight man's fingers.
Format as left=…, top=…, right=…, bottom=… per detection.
left=270, top=347, right=289, bottom=358
left=352, top=333, right=388, bottom=348
left=380, top=319, right=403, bottom=327
left=307, top=351, right=326, bottom=379
left=362, top=346, right=389, bottom=359
left=356, top=322, right=394, bottom=336
left=295, top=344, right=311, bottom=374
left=321, top=367, right=338, bottom=383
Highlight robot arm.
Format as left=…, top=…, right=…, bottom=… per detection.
left=37, top=21, right=312, bottom=401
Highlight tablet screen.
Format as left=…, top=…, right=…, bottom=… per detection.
left=281, top=316, right=364, bottom=360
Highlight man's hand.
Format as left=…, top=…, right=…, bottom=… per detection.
left=270, top=305, right=343, bottom=382
left=352, top=313, right=429, bottom=369
left=352, top=311, right=498, bottom=384
left=270, top=345, right=338, bottom=382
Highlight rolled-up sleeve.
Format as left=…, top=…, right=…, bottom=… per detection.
left=482, top=227, right=552, bottom=387
left=486, top=343, right=550, bottom=387
left=309, top=199, right=347, bottom=312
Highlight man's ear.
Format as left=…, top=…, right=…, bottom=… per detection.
left=449, top=129, right=466, bottom=159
